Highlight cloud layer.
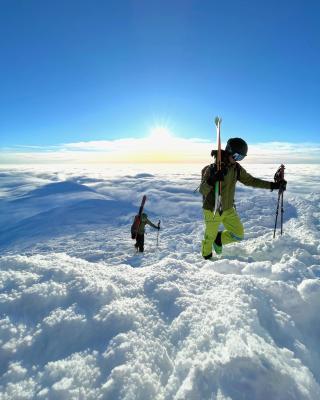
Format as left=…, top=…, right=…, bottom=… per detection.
left=1, top=134, right=320, bottom=164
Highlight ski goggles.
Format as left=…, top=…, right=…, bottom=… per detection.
left=232, top=152, right=246, bottom=161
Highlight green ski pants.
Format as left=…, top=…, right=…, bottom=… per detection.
left=202, top=207, right=244, bottom=257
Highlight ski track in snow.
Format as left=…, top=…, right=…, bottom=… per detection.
left=0, top=164, right=320, bottom=400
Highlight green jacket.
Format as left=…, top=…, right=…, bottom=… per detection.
left=200, top=161, right=271, bottom=212
left=138, top=213, right=158, bottom=234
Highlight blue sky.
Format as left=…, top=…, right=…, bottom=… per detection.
left=0, top=0, right=320, bottom=162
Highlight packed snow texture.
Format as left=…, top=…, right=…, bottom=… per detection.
left=0, top=164, right=320, bottom=400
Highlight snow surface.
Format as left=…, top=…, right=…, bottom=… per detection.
left=0, top=163, right=320, bottom=400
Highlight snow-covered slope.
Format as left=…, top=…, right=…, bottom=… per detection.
left=0, top=164, right=319, bottom=400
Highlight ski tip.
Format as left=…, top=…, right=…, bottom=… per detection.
left=214, top=116, right=222, bottom=126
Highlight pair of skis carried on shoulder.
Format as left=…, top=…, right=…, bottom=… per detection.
left=214, top=116, right=223, bottom=215
left=131, top=195, right=147, bottom=239
left=195, top=116, right=223, bottom=214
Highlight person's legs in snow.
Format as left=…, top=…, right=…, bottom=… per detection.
left=136, top=233, right=144, bottom=252
left=202, top=209, right=221, bottom=259
left=220, top=208, right=244, bottom=246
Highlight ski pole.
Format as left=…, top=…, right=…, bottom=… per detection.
left=273, top=164, right=285, bottom=238
left=280, top=189, right=284, bottom=235
left=156, top=220, right=161, bottom=247
left=273, top=191, right=281, bottom=238
left=273, top=188, right=284, bottom=238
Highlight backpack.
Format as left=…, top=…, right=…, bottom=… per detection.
left=131, top=215, right=141, bottom=239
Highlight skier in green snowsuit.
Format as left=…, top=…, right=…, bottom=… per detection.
left=200, top=138, right=286, bottom=259
left=135, top=213, right=160, bottom=252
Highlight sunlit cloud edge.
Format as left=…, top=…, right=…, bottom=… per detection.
left=1, top=136, right=320, bottom=164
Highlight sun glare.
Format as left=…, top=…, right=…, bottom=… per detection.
left=139, top=125, right=180, bottom=162
left=149, top=126, right=173, bottom=141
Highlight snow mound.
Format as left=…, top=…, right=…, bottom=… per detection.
left=298, top=279, right=320, bottom=307
left=1, top=253, right=320, bottom=399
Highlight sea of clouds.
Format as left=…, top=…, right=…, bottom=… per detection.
left=0, top=163, right=319, bottom=399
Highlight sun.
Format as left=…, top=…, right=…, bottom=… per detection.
left=141, top=125, right=180, bottom=162
left=149, top=126, right=173, bottom=141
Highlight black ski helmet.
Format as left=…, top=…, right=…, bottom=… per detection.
left=225, top=138, right=248, bottom=157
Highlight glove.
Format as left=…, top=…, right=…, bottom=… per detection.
left=207, top=169, right=225, bottom=186
left=271, top=179, right=287, bottom=191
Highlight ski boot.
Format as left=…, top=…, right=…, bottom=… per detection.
left=213, top=232, right=222, bottom=255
